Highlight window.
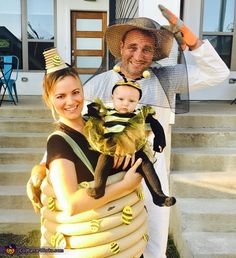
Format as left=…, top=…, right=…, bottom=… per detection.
left=0, top=0, right=22, bottom=69
left=201, top=0, right=236, bottom=69
left=27, top=0, right=54, bottom=70
left=0, top=0, right=55, bottom=71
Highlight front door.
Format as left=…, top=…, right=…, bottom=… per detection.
left=71, top=11, right=107, bottom=83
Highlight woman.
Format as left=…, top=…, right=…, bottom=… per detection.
left=35, top=48, right=148, bottom=258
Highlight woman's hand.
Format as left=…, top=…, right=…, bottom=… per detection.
left=26, top=177, right=43, bottom=214
left=26, top=163, right=46, bottom=214
left=122, top=158, right=143, bottom=192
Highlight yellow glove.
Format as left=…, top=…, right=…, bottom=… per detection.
left=159, top=4, right=198, bottom=50
left=26, top=163, right=46, bottom=214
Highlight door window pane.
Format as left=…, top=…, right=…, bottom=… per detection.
left=76, top=19, right=102, bottom=31
left=27, top=0, right=54, bottom=40
left=76, top=56, right=102, bottom=68
left=80, top=74, right=93, bottom=84
left=203, top=0, right=235, bottom=32
left=0, top=0, right=22, bottom=68
left=76, top=38, right=102, bottom=50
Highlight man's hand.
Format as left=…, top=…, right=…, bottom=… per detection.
left=122, top=158, right=143, bottom=192
left=113, top=144, right=136, bottom=170
left=113, top=154, right=135, bottom=170
left=26, top=163, right=46, bottom=214
left=159, top=4, right=199, bottom=50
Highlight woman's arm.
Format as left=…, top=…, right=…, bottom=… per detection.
left=49, top=158, right=142, bottom=216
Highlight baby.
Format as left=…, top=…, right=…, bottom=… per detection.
left=84, top=77, right=176, bottom=207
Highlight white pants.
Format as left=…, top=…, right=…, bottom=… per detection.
left=143, top=151, right=170, bottom=258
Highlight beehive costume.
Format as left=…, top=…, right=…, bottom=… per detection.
left=84, top=77, right=176, bottom=207
left=37, top=48, right=149, bottom=258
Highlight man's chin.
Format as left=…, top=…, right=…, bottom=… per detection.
left=129, top=70, right=144, bottom=78
left=130, top=66, right=147, bottom=76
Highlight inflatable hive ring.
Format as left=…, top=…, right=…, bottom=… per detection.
left=39, top=172, right=148, bottom=258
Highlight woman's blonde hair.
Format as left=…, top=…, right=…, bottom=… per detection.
left=43, top=67, right=82, bottom=120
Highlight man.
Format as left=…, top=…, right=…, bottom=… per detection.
left=27, top=5, right=229, bottom=258
left=83, top=5, right=229, bottom=258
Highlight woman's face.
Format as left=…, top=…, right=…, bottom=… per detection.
left=52, top=75, right=84, bottom=123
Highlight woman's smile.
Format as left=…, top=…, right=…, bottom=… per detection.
left=52, top=75, right=84, bottom=125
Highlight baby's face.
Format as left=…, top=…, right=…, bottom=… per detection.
left=112, top=85, right=140, bottom=113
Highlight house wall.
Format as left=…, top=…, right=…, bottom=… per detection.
left=139, top=0, right=180, bottom=24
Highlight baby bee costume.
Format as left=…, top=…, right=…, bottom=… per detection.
left=84, top=97, right=155, bottom=157
left=84, top=78, right=176, bottom=207
left=84, top=69, right=166, bottom=159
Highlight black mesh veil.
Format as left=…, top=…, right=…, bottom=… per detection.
left=83, top=17, right=189, bottom=114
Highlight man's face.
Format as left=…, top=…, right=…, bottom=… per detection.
left=120, top=29, right=155, bottom=79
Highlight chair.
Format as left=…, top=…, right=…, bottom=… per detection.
left=0, top=55, right=19, bottom=105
